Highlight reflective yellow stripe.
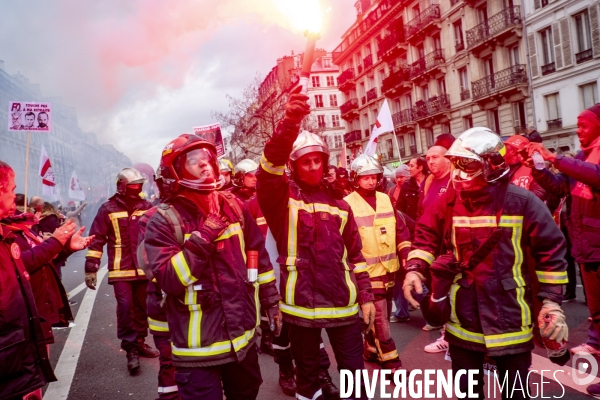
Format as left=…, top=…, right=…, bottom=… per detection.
left=370, top=281, right=386, bottom=289
left=536, top=271, right=568, bottom=284
left=445, top=322, right=486, bottom=344
left=172, top=328, right=256, bottom=357
left=108, top=270, right=144, bottom=278
left=257, top=270, right=276, bottom=285
left=254, top=282, right=260, bottom=326
left=285, top=266, right=297, bottom=305
left=364, top=253, right=396, bottom=266
left=485, top=327, right=533, bottom=348
left=260, top=153, right=285, bottom=176
left=108, top=211, right=128, bottom=271
left=148, top=317, right=169, bottom=332
left=345, top=270, right=357, bottom=306
left=379, top=349, right=399, bottom=361
left=407, top=249, right=435, bottom=265
left=86, top=250, right=103, bottom=258
left=453, top=216, right=497, bottom=228
left=499, top=216, right=529, bottom=326
left=353, top=262, right=368, bottom=274
left=132, top=210, right=146, bottom=217
left=279, top=303, right=359, bottom=320
left=171, top=251, right=197, bottom=286
left=397, top=241, right=411, bottom=251
left=185, top=284, right=197, bottom=305
left=188, top=304, right=202, bottom=349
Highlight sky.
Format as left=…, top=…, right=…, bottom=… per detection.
left=0, top=0, right=356, bottom=169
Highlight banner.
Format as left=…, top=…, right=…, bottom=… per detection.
left=8, top=101, right=52, bottom=132
left=364, top=99, right=394, bottom=156
left=192, top=123, right=224, bottom=157
left=69, top=171, right=86, bottom=201
left=38, top=145, right=55, bottom=197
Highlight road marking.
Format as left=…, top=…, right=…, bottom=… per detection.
left=67, top=282, right=86, bottom=299
left=44, top=265, right=108, bottom=400
left=531, top=353, right=600, bottom=395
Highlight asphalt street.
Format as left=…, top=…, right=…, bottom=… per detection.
left=40, top=251, right=600, bottom=400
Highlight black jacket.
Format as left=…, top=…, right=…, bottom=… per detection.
left=396, top=177, right=420, bottom=221
left=533, top=153, right=600, bottom=263
left=0, top=225, right=56, bottom=399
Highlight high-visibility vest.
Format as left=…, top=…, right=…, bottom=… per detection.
left=344, top=191, right=399, bottom=278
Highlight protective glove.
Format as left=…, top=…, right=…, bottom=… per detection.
left=266, top=304, right=283, bottom=337
left=85, top=272, right=97, bottom=290
left=403, top=271, right=425, bottom=309
left=194, top=213, right=230, bottom=243
left=538, top=299, right=569, bottom=343
left=284, top=85, right=310, bottom=125
left=361, top=301, right=376, bottom=334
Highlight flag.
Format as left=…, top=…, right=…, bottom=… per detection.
left=38, top=145, right=55, bottom=197
left=364, top=99, right=394, bottom=157
left=69, top=171, right=86, bottom=201
left=340, top=142, right=347, bottom=169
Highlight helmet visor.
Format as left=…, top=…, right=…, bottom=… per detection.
left=174, top=147, right=223, bottom=190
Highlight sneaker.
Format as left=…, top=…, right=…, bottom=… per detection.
left=137, top=341, right=159, bottom=358
left=570, top=343, right=600, bottom=356
left=587, top=383, right=600, bottom=398
left=422, top=324, right=443, bottom=331
left=68, top=300, right=78, bottom=306
left=390, top=316, right=410, bottom=323
left=424, top=336, right=449, bottom=353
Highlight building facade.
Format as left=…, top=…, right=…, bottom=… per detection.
left=524, top=0, right=600, bottom=152
left=0, top=61, right=131, bottom=202
left=333, top=0, right=532, bottom=168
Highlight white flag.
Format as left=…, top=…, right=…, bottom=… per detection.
left=364, top=99, right=394, bottom=156
left=38, top=145, right=55, bottom=197
left=69, top=171, right=86, bottom=201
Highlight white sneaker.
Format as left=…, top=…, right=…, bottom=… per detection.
left=424, top=335, right=449, bottom=353
left=570, top=343, right=600, bottom=356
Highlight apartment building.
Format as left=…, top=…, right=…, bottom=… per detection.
left=524, top=0, right=600, bottom=152
left=333, top=0, right=532, bottom=168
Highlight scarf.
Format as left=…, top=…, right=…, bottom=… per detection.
left=572, top=135, right=600, bottom=199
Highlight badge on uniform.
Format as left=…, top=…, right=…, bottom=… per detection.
left=10, top=243, right=20, bottom=259
left=380, top=227, right=387, bottom=235
left=320, top=212, right=329, bottom=220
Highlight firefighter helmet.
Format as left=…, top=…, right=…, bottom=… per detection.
left=445, top=127, right=509, bottom=191
left=219, top=158, right=234, bottom=173
left=232, top=159, right=258, bottom=187
left=290, top=131, right=330, bottom=163
left=349, top=154, right=384, bottom=188
left=116, top=168, right=146, bottom=195
left=156, top=134, right=224, bottom=195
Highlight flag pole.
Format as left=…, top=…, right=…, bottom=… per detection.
left=24, top=130, right=30, bottom=210
left=392, top=128, right=402, bottom=164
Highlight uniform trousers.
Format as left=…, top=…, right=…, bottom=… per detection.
left=112, top=280, right=148, bottom=351
left=273, top=320, right=331, bottom=371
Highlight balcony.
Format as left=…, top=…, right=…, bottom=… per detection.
left=367, top=87, right=378, bottom=102
left=382, top=65, right=411, bottom=95
left=541, top=62, right=556, bottom=75
left=466, top=6, right=522, bottom=56
left=392, top=108, right=416, bottom=129
left=405, top=4, right=441, bottom=42
left=378, top=19, right=407, bottom=61
left=576, top=49, right=593, bottom=64
left=363, top=54, right=373, bottom=71
left=472, top=64, right=528, bottom=103
left=460, top=89, right=471, bottom=101
left=547, top=118, right=562, bottom=131
left=344, top=129, right=362, bottom=146
left=340, top=98, right=359, bottom=120
left=338, top=68, right=355, bottom=91
left=409, top=49, right=445, bottom=81
left=412, top=94, right=451, bottom=122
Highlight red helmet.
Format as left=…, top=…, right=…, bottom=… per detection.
left=156, top=134, right=224, bottom=195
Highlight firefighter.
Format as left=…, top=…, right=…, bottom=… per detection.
left=257, top=85, right=375, bottom=400
left=219, top=158, right=234, bottom=191
left=84, top=167, right=158, bottom=375
left=144, top=134, right=281, bottom=400
left=403, top=127, right=568, bottom=399
left=345, top=154, right=411, bottom=371
left=229, top=159, right=258, bottom=201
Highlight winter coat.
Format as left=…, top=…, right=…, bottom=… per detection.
left=396, top=177, right=421, bottom=221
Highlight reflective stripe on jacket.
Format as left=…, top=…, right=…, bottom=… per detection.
left=85, top=194, right=152, bottom=283
left=256, top=121, right=374, bottom=329
left=144, top=196, right=280, bottom=367
left=344, top=191, right=399, bottom=278
left=407, top=182, right=567, bottom=356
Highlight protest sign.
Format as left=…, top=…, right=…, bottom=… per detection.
left=192, top=123, right=224, bottom=157
left=8, top=101, right=52, bottom=132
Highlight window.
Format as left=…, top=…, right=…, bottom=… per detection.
left=386, top=139, right=394, bottom=158
left=329, top=94, right=338, bottom=107
left=433, top=34, right=442, bottom=51
left=326, top=76, right=335, bottom=86
left=545, top=93, right=561, bottom=121
left=323, top=58, right=332, bottom=68
left=398, top=135, right=406, bottom=156
left=453, top=20, right=464, bottom=51
left=513, top=101, right=527, bottom=132
left=488, top=108, right=501, bottom=135
left=412, top=5, right=420, bottom=19
left=441, top=123, right=451, bottom=134
left=421, top=85, right=429, bottom=101
left=509, top=45, right=520, bottom=66
left=379, top=69, right=386, bottom=85
left=463, top=115, right=473, bottom=130
left=334, top=135, right=343, bottom=148
left=362, top=114, right=370, bottom=137
left=317, top=115, right=326, bottom=128
left=580, top=82, right=598, bottom=109
left=424, top=128, right=434, bottom=147
left=315, top=95, right=324, bottom=108
left=540, top=27, right=555, bottom=66
left=459, top=67, right=470, bottom=100
left=437, top=78, right=446, bottom=95
left=408, top=133, right=417, bottom=154
left=332, top=114, right=341, bottom=127
left=575, top=11, right=593, bottom=63
left=312, top=76, right=321, bottom=87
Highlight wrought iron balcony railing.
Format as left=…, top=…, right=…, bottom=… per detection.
left=547, top=118, right=562, bottom=130
left=455, top=41, right=465, bottom=52
left=363, top=54, right=373, bottom=70
left=392, top=109, right=415, bottom=126
left=412, top=94, right=450, bottom=120
left=378, top=22, right=406, bottom=57
left=460, top=89, right=471, bottom=101
left=405, top=4, right=440, bottom=39
left=337, top=68, right=355, bottom=88
left=340, top=98, right=359, bottom=115
left=367, top=87, right=378, bottom=102
left=466, top=6, right=521, bottom=49
left=344, top=129, right=362, bottom=144
left=541, top=62, right=556, bottom=75
left=472, top=64, right=527, bottom=100
left=409, top=49, right=445, bottom=79
left=576, top=49, right=593, bottom=64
